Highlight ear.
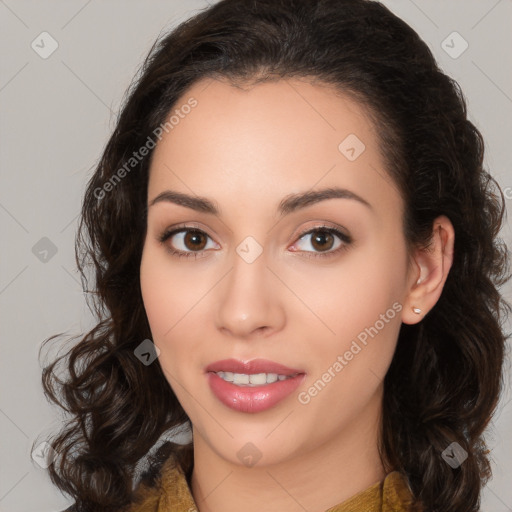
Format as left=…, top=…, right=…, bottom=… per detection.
left=402, top=215, right=455, bottom=325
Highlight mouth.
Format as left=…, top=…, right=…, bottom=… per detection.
left=205, top=358, right=306, bottom=413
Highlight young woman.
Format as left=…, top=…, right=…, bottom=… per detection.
left=40, top=0, right=511, bottom=511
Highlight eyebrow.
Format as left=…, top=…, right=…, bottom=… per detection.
left=148, top=186, right=372, bottom=216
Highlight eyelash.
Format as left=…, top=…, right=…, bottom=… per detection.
left=157, top=224, right=352, bottom=260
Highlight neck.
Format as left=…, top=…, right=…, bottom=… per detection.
left=190, top=387, right=387, bottom=512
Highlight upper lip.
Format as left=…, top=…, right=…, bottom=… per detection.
left=205, top=358, right=305, bottom=376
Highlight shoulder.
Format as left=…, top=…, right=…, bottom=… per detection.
left=59, top=443, right=194, bottom=512
left=382, top=471, right=423, bottom=512
left=127, top=445, right=196, bottom=512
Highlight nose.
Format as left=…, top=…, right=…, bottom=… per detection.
left=214, top=246, right=286, bottom=340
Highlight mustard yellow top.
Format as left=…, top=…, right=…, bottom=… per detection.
left=128, top=454, right=417, bottom=512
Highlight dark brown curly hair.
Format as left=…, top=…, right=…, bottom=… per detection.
left=38, top=0, right=511, bottom=511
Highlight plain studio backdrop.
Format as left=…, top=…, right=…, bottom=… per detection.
left=1, top=1, right=511, bottom=511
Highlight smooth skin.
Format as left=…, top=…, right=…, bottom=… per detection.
left=139, top=77, right=454, bottom=512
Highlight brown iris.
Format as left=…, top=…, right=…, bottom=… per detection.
left=310, top=229, right=334, bottom=252
left=184, top=230, right=208, bottom=251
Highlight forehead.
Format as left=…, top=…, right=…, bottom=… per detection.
left=147, top=77, right=401, bottom=219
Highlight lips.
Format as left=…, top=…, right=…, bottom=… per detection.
left=205, top=358, right=306, bottom=413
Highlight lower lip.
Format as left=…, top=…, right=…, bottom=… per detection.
left=207, top=372, right=306, bottom=413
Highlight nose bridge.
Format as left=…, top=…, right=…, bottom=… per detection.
left=214, top=238, right=285, bottom=337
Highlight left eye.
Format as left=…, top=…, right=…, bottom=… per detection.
left=292, top=228, right=348, bottom=253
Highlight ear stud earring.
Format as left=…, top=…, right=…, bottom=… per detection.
left=412, top=307, right=422, bottom=314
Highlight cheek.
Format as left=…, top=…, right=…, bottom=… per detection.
left=292, top=247, right=406, bottom=421
left=290, top=234, right=408, bottom=387
left=139, top=244, right=219, bottom=388
left=140, top=249, right=174, bottom=338
left=140, top=245, right=208, bottom=339
left=293, top=244, right=406, bottom=342
left=139, top=247, right=196, bottom=390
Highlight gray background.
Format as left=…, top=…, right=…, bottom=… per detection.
left=1, top=1, right=511, bottom=510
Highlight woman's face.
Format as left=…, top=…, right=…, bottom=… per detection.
left=140, top=77, right=416, bottom=467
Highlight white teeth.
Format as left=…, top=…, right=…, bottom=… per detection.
left=215, top=371, right=292, bottom=386
left=248, top=373, right=269, bottom=385
left=234, top=373, right=249, bottom=385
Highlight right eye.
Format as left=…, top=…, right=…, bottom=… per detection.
left=159, top=227, right=220, bottom=259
